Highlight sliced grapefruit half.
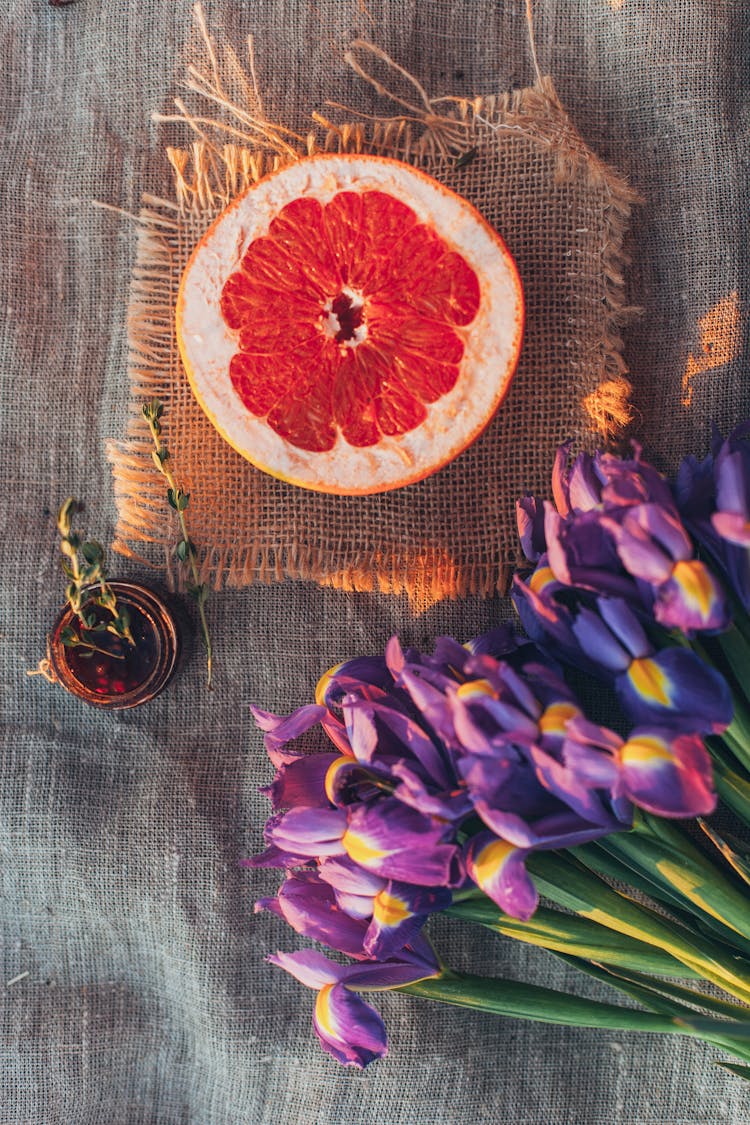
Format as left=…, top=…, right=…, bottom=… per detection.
left=176, top=153, right=524, bottom=494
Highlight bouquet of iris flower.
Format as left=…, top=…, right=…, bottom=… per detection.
left=247, top=423, right=750, bottom=1074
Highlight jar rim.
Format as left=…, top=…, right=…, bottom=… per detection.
left=47, top=580, right=180, bottom=709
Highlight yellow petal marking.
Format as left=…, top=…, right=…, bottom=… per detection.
left=373, top=889, right=412, bottom=927
left=314, top=984, right=341, bottom=1039
left=315, top=662, right=344, bottom=705
left=671, top=559, right=715, bottom=616
left=539, top=701, right=580, bottom=737
left=342, top=828, right=393, bottom=867
left=529, top=565, right=556, bottom=595
left=456, top=678, right=496, bottom=699
left=627, top=658, right=671, bottom=707
left=324, top=756, right=355, bottom=804
left=619, top=733, right=672, bottom=767
left=473, top=837, right=515, bottom=886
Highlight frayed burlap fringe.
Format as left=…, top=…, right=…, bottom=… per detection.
left=108, top=7, right=639, bottom=605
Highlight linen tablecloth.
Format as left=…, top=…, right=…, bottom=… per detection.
left=2, top=2, right=748, bottom=1122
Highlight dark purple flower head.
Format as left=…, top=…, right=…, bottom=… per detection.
left=249, top=631, right=640, bottom=957
left=269, top=945, right=440, bottom=1068
left=676, top=422, right=750, bottom=612
left=512, top=577, right=732, bottom=734
left=551, top=441, right=676, bottom=519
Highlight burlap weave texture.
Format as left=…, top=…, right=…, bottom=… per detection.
left=6, top=2, right=750, bottom=1122
left=109, top=37, right=637, bottom=604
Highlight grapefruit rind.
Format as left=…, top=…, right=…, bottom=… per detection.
left=176, top=154, right=524, bottom=495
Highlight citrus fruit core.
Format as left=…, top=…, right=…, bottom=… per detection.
left=177, top=155, right=524, bottom=494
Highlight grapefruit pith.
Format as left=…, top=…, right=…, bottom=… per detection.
left=176, top=154, right=524, bottom=494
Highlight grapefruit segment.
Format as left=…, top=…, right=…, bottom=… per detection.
left=176, top=153, right=524, bottom=495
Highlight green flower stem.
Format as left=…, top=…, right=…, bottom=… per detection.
left=689, top=628, right=750, bottom=772
left=142, top=401, right=213, bottom=689
left=399, top=969, right=750, bottom=1048
left=575, top=961, right=750, bottom=1023
left=572, top=840, right=701, bottom=919
left=557, top=958, right=750, bottom=1066
left=446, top=899, right=700, bottom=979
left=717, top=726, right=750, bottom=777
left=716, top=625, right=750, bottom=695
left=526, top=851, right=750, bottom=1005
left=711, top=750, right=750, bottom=826
left=609, top=813, right=750, bottom=939
left=579, top=835, right=750, bottom=961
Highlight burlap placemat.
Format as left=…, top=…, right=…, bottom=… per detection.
left=109, top=20, right=639, bottom=604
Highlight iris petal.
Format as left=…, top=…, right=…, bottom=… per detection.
left=617, top=648, right=732, bottom=733
left=465, top=833, right=538, bottom=920
left=617, top=730, right=716, bottom=817
left=313, top=983, right=388, bottom=1068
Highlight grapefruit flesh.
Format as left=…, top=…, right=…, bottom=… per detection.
left=177, top=154, right=524, bottom=494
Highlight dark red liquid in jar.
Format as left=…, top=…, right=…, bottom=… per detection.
left=65, top=603, right=158, bottom=695
left=47, top=581, right=179, bottom=709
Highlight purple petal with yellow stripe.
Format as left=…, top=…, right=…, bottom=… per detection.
left=268, top=947, right=441, bottom=1067
left=616, top=728, right=716, bottom=817
left=316, top=655, right=396, bottom=708
left=653, top=558, right=729, bottom=632
left=363, top=881, right=451, bottom=959
left=616, top=647, right=732, bottom=733
left=260, top=751, right=340, bottom=811
left=313, top=982, right=388, bottom=1067
left=465, top=832, right=538, bottom=920
left=324, top=755, right=394, bottom=808
left=342, top=800, right=464, bottom=886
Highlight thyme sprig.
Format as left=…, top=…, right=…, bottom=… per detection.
left=56, top=498, right=135, bottom=657
left=142, top=399, right=213, bottom=689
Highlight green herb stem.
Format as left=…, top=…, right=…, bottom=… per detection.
left=142, top=400, right=213, bottom=689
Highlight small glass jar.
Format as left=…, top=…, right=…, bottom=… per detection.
left=46, top=581, right=180, bottom=709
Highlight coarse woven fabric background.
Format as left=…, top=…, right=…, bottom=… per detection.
left=1, top=1, right=749, bottom=1123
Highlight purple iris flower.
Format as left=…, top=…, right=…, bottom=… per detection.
left=250, top=633, right=635, bottom=946
left=562, top=716, right=716, bottom=819
left=257, top=865, right=451, bottom=961
left=603, top=504, right=729, bottom=633
left=269, top=945, right=440, bottom=1068
left=464, top=832, right=538, bottom=920
left=677, top=422, right=750, bottom=612
left=551, top=442, right=677, bottom=517
left=512, top=578, right=732, bottom=733
left=544, top=503, right=640, bottom=600
left=257, top=869, right=370, bottom=958
left=517, top=440, right=729, bottom=635
left=516, top=441, right=677, bottom=565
